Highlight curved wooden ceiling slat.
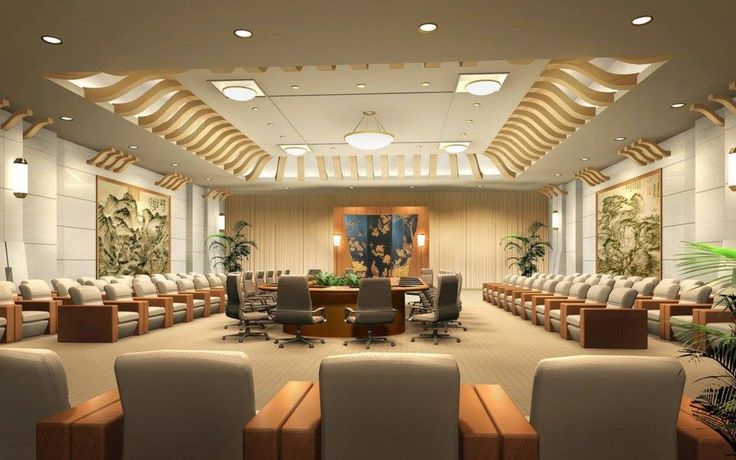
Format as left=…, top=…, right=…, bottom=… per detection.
left=84, top=72, right=168, bottom=102
left=151, top=100, right=207, bottom=134
left=494, top=137, right=540, bottom=162
left=483, top=151, right=517, bottom=178
left=166, top=110, right=220, bottom=141
left=515, top=104, right=575, bottom=137
left=114, top=79, right=184, bottom=116
left=211, top=142, right=259, bottom=165
left=496, top=131, right=546, bottom=156
left=138, top=90, right=197, bottom=128
left=198, top=131, right=246, bottom=159
left=176, top=118, right=229, bottom=148
left=529, top=82, right=597, bottom=119
left=244, top=155, right=272, bottom=181
left=488, top=145, right=528, bottom=170
left=538, top=69, right=614, bottom=107
left=523, top=92, right=586, bottom=127
left=547, top=59, right=638, bottom=90
left=509, top=112, right=568, bottom=141
left=505, top=120, right=560, bottom=148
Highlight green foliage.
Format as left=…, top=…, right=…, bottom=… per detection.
left=207, top=220, right=257, bottom=273
left=676, top=242, right=736, bottom=287
left=312, top=271, right=360, bottom=288
left=500, top=221, right=552, bottom=277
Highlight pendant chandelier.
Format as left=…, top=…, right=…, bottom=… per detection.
left=344, top=111, right=394, bottom=150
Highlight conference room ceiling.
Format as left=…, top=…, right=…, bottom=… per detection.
left=2, top=0, right=736, bottom=193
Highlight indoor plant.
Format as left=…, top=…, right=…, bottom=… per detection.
left=312, top=271, right=360, bottom=288
left=500, top=221, right=552, bottom=277
left=207, top=220, right=257, bottom=273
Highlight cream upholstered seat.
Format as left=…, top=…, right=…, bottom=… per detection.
left=529, top=355, right=684, bottom=459
left=647, top=284, right=712, bottom=335
left=634, top=279, right=682, bottom=322
left=84, top=279, right=109, bottom=293
left=320, top=353, right=460, bottom=460
left=564, top=287, right=638, bottom=341
left=105, top=283, right=167, bottom=331
left=531, top=281, right=575, bottom=325
left=149, top=280, right=192, bottom=323
left=100, top=275, right=115, bottom=283
left=51, top=277, right=78, bottom=296
left=0, top=348, right=71, bottom=459
left=134, top=279, right=185, bottom=325
left=17, top=280, right=57, bottom=339
left=632, top=278, right=657, bottom=297
left=549, top=284, right=612, bottom=333
left=613, top=279, right=634, bottom=288
left=112, top=276, right=134, bottom=288
left=59, top=286, right=140, bottom=341
left=513, top=275, right=561, bottom=316
left=164, top=273, right=180, bottom=281
left=193, top=274, right=220, bottom=314
left=521, top=278, right=566, bottom=321
left=77, top=276, right=96, bottom=285
left=175, top=278, right=208, bottom=318
left=114, top=350, right=256, bottom=459
left=538, top=282, right=590, bottom=330
left=134, top=274, right=151, bottom=282
left=151, top=273, right=166, bottom=283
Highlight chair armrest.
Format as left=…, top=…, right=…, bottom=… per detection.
left=459, top=384, right=499, bottom=459
left=244, top=381, right=314, bottom=460
left=343, top=307, right=356, bottom=321
left=529, top=294, right=560, bottom=306
left=0, top=304, right=18, bottom=342
left=159, top=293, right=193, bottom=307
left=544, top=297, right=576, bottom=312
left=17, top=299, right=60, bottom=311
left=561, top=302, right=606, bottom=317
left=678, top=397, right=736, bottom=458
left=695, top=309, right=733, bottom=325
left=36, top=389, right=121, bottom=460
left=635, top=298, right=670, bottom=310
left=57, top=305, right=118, bottom=342
left=134, top=296, right=172, bottom=310
left=313, top=307, right=325, bottom=315
left=105, top=300, right=148, bottom=334
left=473, top=384, right=538, bottom=459
left=579, top=308, right=648, bottom=349
left=661, top=303, right=713, bottom=318
left=280, top=384, right=321, bottom=460
left=520, top=291, right=544, bottom=302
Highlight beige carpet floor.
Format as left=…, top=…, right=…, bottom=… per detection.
left=2, top=290, right=722, bottom=414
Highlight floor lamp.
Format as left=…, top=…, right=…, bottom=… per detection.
left=332, top=234, right=341, bottom=274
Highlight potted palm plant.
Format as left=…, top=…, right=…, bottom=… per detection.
left=675, top=242, right=736, bottom=451
left=500, top=221, right=552, bottom=277
left=207, top=220, right=257, bottom=273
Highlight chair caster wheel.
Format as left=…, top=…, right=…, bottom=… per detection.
left=309, top=344, right=314, bottom=348
left=274, top=339, right=279, bottom=343
left=391, top=343, right=396, bottom=347
left=279, top=344, right=284, bottom=349
left=343, top=342, right=347, bottom=346
left=221, top=336, right=226, bottom=340
left=264, top=336, right=270, bottom=341
left=410, top=338, right=415, bottom=342
left=463, top=328, right=468, bottom=331
left=457, top=339, right=461, bottom=343
left=238, top=339, right=244, bottom=343
left=321, top=339, right=325, bottom=343
left=365, top=345, right=370, bottom=350
left=224, top=326, right=228, bottom=329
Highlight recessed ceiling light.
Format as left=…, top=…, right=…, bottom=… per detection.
left=291, top=85, right=300, bottom=90
left=279, top=135, right=286, bottom=139
left=460, top=132, right=467, bottom=136
left=222, top=86, right=257, bottom=101
left=614, top=137, right=626, bottom=141
left=349, top=186, right=355, bottom=189
left=554, top=173, right=562, bottom=177
left=251, top=106, right=260, bottom=111
left=671, top=102, right=685, bottom=108
left=409, top=185, right=415, bottom=189
left=465, top=119, right=473, bottom=123
left=205, top=177, right=212, bottom=181
left=128, top=145, right=139, bottom=150
left=580, top=157, right=590, bottom=161
left=41, top=35, right=62, bottom=45
left=233, top=29, right=253, bottom=38
left=267, top=122, right=275, bottom=127
left=170, top=163, right=180, bottom=167
left=465, top=80, right=502, bottom=96
left=420, top=81, right=431, bottom=87
left=59, top=115, right=73, bottom=121
left=280, top=144, right=311, bottom=156
left=283, top=187, right=290, bottom=191
left=477, top=185, right=483, bottom=188
left=418, top=23, right=438, bottom=33
left=356, top=83, right=366, bottom=89
left=631, top=15, right=653, bottom=26
left=440, top=141, right=470, bottom=154
left=473, top=103, right=481, bottom=107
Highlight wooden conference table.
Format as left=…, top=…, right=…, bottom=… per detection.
left=259, top=278, right=430, bottom=338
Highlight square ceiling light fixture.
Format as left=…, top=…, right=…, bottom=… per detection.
left=439, top=141, right=470, bottom=154
left=210, top=79, right=265, bottom=101
left=279, top=144, right=312, bottom=156
left=455, top=73, right=509, bottom=96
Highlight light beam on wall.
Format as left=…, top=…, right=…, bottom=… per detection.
left=417, top=233, right=426, bottom=247
left=332, top=234, right=341, bottom=247
left=218, top=213, right=226, bottom=232
left=729, top=147, right=736, bottom=191
left=12, top=158, right=28, bottom=198
left=551, top=210, right=561, bottom=230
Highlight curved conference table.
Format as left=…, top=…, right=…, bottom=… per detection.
left=259, top=278, right=430, bottom=338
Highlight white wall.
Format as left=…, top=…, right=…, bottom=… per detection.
left=556, top=108, right=735, bottom=279
left=0, top=109, right=217, bottom=283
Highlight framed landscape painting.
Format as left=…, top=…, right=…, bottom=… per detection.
left=596, top=169, right=662, bottom=278
left=96, top=176, right=171, bottom=277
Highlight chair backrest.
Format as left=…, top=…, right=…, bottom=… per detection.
left=69, top=286, right=104, bottom=305
left=177, top=273, right=193, bottom=279
left=100, top=275, right=116, bottom=283
left=255, top=271, right=266, bottom=287
left=530, top=355, right=684, bottom=459
left=226, top=274, right=242, bottom=310
left=164, top=273, right=179, bottom=281
left=0, top=280, right=17, bottom=295
left=553, top=281, right=574, bottom=296
left=0, top=348, right=71, bottom=459
left=433, top=274, right=460, bottom=322
left=568, top=282, right=591, bottom=300
left=572, top=274, right=590, bottom=283
left=175, top=278, right=195, bottom=292
left=112, top=277, right=134, bottom=288
left=355, top=278, right=393, bottom=322
left=541, top=279, right=559, bottom=293
left=85, top=279, right=109, bottom=292
left=320, top=353, right=460, bottom=460
left=19, top=280, right=53, bottom=300
left=217, top=273, right=227, bottom=284
left=653, top=280, right=680, bottom=300
left=151, top=274, right=167, bottom=282
left=276, top=276, right=312, bottom=312
left=133, top=279, right=158, bottom=297
left=77, top=276, right=96, bottom=285
left=156, top=280, right=179, bottom=295
left=627, top=276, right=643, bottom=283
left=562, top=274, right=576, bottom=281
left=266, top=270, right=275, bottom=283
left=0, top=285, right=15, bottom=306
left=522, top=277, right=535, bottom=288
left=585, top=285, right=612, bottom=304
left=115, top=350, right=256, bottom=459
left=206, top=274, right=223, bottom=288
left=531, top=277, right=546, bottom=290
left=613, top=279, right=634, bottom=288
left=242, top=272, right=258, bottom=296
left=606, top=287, right=638, bottom=309
left=632, top=279, right=657, bottom=297
left=307, top=268, right=321, bottom=277
left=679, top=285, right=713, bottom=304
left=613, top=275, right=626, bottom=281
left=419, top=268, right=434, bottom=287
left=51, top=277, right=76, bottom=293
left=104, top=283, right=135, bottom=301
left=192, top=275, right=210, bottom=290
left=680, top=279, right=704, bottom=291
left=55, top=279, right=81, bottom=297
left=134, top=274, right=151, bottom=282
left=507, top=275, right=519, bottom=285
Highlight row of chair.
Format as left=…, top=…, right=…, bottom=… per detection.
left=2, top=347, right=730, bottom=459
left=484, top=272, right=727, bottom=348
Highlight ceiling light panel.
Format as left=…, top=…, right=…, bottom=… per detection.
left=209, top=79, right=266, bottom=100
left=439, top=141, right=470, bottom=154
left=455, top=73, right=509, bottom=95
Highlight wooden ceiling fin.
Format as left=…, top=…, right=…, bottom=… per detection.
left=23, top=117, right=53, bottom=139
left=428, top=154, right=438, bottom=179
left=365, top=155, right=374, bottom=179
left=689, top=103, right=725, bottom=127
left=449, top=154, right=459, bottom=178
left=467, top=154, right=483, bottom=179
left=380, top=155, right=389, bottom=179
left=332, top=156, right=343, bottom=180
left=397, top=155, right=405, bottom=179
left=275, top=157, right=286, bottom=182
left=708, top=93, right=736, bottom=116
left=412, top=154, right=422, bottom=177
left=297, top=156, right=305, bottom=181
left=316, top=156, right=328, bottom=180
left=1, top=108, right=32, bottom=131
left=349, top=155, right=359, bottom=179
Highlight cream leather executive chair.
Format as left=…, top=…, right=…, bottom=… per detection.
left=84, top=278, right=110, bottom=293
left=193, top=274, right=222, bottom=314
left=17, top=280, right=59, bottom=340
left=175, top=278, right=210, bottom=318
left=548, top=284, right=613, bottom=334
left=135, top=279, right=190, bottom=324
left=528, top=355, right=684, bottom=460
left=538, top=282, right=591, bottom=331
left=51, top=277, right=78, bottom=296
left=408, top=274, right=462, bottom=345
left=58, top=286, right=143, bottom=342
left=154, top=280, right=196, bottom=322
left=105, top=283, right=168, bottom=331
left=114, top=350, right=256, bottom=460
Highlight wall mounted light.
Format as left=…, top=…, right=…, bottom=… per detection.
left=332, top=234, right=342, bottom=247
left=551, top=210, right=561, bottom=230
left=417, top=233, right=426, bottom=247
left=12, top=158, right=28, bottom=198
left=729, top=147, right=736, bottom=191
left=218, top=213, right=226, bottom=232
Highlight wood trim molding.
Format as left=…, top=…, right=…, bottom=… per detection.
left=537, top=183, right=567, bottom=198
left=708, top=94, right=736, bottom=116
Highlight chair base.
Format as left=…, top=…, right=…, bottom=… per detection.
left=411, top=324, right=462, bottom=345
left=222, top=325, right=270, bottom=343
left=343, top=329, right=395, bottom=349
left=274, top=327, right=325, bottom=348
left=224, top=319, right=243, bottom=330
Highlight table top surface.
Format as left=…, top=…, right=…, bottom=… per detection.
left=259, top=277, right=430, bottom=293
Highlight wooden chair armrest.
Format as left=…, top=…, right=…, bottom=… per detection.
left=635, top=298, right=670, bottom=310
left=530, top=294, right=559, bottom=306
left=159, top=293, right=193, bottom=305
left=459, top=384, right=499, bottom=460
left=37, top=389, right=121, bottom=460
left=561, top=302, right=605, bottom=317
left=678, top=397, right=736, bottom=458
left=280, top=384, right=321, bottom=460
left=0, top=305, right=18, bottom=342
left=695, top=309, right=733, bottom=325
left=244, top=381, right=314, bottom=460
left=661, top=303, right=713, bottom=318
left=134, top=296, right=173, bottom=311
left=544, top=297, right=577, bottom=312
left=57, top=305, right=117, bottom=342
left=17, top=299, right=58, bottom=311
left=520, top=291, right=542, bottom=302
left=187, top=291, right=210, bottom=301
left=473, top=384, right=538, bottom=459
left=104, top=300, right=148, bottom=313
left=636, top=295, right=653, bottom=300
left=68, top=400, right=123, bottom=460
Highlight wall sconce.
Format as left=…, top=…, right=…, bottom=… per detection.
left=551, top=210, right=561, bottom=230
left=12, top=157, right=28, bottom=198
left=218, top=213, right=226, bottom=232
left=729, top=147, right=736, bottom=191
left=417, top=233, right=426, bottom=247
left=332, top=234, right=341, bottom=247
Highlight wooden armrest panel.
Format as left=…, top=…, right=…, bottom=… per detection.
left=281, top=384, right=321, bottom=460
left=104, top=300, right=148, bottom=334
left=561, top=302, right=605, bottom=317
left=0, top=304, right=18, bottom=342
left=57, top=305, right=117, bottom=342
left=473, top=384, right=538, bottom=460
left=18, top=299, right=59, bottom=334
left=579, top=308, right=648, bottom=349
left=71, top=401, right=124, bottom=460
left=459, top=384, right=499, bottom=460
left=694, top=309, right=733, bottom=324
left=37, top=389, right=120, bottom=460
left=244, top=381, right=313, bottom=460
left=678, top=397, right=736, bottom=459
left=529, top=294, right=559, bottom=306
left=661, top=304, right=713, bottom=318
left=635, top=299, right=671, bottom=310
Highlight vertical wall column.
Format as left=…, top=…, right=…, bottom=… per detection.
left=185, top=184, right=206, bottom=274
left=562, top=180, right=583, bottom=274
left=694, top=114, right=726, bottom=249
left=723, top=111, right=736, bottom=248
left=202, top=195, right=220, bottom=273
left=548, top=191, right=566, bottom=274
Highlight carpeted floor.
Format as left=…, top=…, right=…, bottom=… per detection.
left=2, top=290, right=721, bottom=414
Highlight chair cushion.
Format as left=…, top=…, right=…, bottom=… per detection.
left=241, top=311, right=269, bottom=321
left=0, top=317, right=6, bottom=327
left=566, top=315, right=581, bottom=327
left=172, top=302, right=188, bottom=312
left=118, top=311, right=139, bottom=323
left=706, top=322, right=732, bottom=334
left=523, top=301, right=532, bottom=309
left=536, top=304, right=546, bottom=314
left=549, top=309, right=561, bottom=320
left=670, top=315, right=692, bottom=325
left=22, top=310, right=51, bottom=323
left=192, top=299, right=205, bottom=308
left=647, top=310, right=661, bottom=321
left=148, top=306, right=166, bottom=317
left=411, top=313, right=435, bottom=322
